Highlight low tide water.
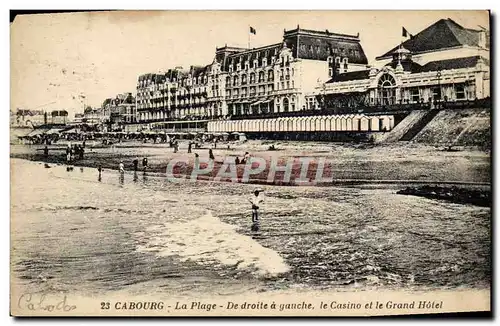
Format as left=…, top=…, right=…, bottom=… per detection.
left=10, top=159, right=491, bottom=298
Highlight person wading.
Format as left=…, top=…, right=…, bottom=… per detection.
left=248, top=190, right=264, bottom=232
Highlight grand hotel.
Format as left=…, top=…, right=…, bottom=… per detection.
left=130, top=18, right=490, bottom=138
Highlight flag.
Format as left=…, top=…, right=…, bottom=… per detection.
left=250, top=26, right=256, bottom=35
left=402, top=27, right=413, bottom=39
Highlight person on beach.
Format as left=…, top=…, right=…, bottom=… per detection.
left=119, top=161, right=125, bottom=174
left=133, top=159, right=139, bottom=172
left=66, top=147, right=71, bottom=163
left=98, top=165, right=102, bottom=180
left=208, top=148, right=215, bottom=160
left=43, top=145, right=49, bottom=158
left=188, top=142, right=192, bottom=154
left=241, top=152, right=250, bottom=164
left=79, top=145, right=84, bottom=160
left=142, top=157, right=148, bottom=172
left=235, top=156, right=240, bottom=165
left=194, top=153, right=200, bottom=169
left=248, top=190, right=264, bottom=231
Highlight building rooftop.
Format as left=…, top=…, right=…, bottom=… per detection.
left=326, top=70, right=370, bottom=83
left=377, top=18, right=488, bottom=59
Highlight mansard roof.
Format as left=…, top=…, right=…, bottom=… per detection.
left=325, top=70, right=370, bottom=83
left=414, top=55, right=486, bottom=73
left=223, top=43, right=281, bottom=70
left=378, top=18, right=487, bottom=59
left=292, top=33, right=368, bottom=64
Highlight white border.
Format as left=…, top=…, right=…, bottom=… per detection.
left=2, top=2, right=497, bottom=325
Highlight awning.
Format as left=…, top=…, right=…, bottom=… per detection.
left=27, top=129, right=47, bottom=137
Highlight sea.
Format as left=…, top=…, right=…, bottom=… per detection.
left=10, top=158, right=491, bottom=298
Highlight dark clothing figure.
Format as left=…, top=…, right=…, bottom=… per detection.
left=188, top=142, right=192, bottom=153
left=97, top=165, right=102, bottom=181
left=43, top=146, right=49, bottom=157
left=235, top=157, right=240, bottom=165
left=209, top=149, right=215, bottom=160
left=79, top=146, right=84, bottom=160
left=133, top=159, right=139, bottom=171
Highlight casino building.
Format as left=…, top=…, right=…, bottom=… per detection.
left=312, top=18, right=490, bottom=112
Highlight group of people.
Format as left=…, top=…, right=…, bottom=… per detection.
left=234, top=152, right=251, bottom=165
left=118, top=157, right=149, bottom=174
left=66, top=142, right=85, bottom=162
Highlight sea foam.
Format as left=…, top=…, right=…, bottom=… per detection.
left=136, top=212, right=290, bottom=278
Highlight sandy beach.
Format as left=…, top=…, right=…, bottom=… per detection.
left=10, top=139, right=491, bottom=187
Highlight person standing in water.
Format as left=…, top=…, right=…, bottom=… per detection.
left=248, top=190, right=264, bottom=231
left=97, top=165, right=102, bottom=182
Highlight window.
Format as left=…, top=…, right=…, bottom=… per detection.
left=377, top=73, right=397, bottom=105
left=328, top=68, right=333, bottom=77
left=242, top=74, right=247, bottom=85
left=233, top=76, right=238, bottom=86
left=432, top=87, right=442, bottom=101
left=410, top=88, right=420, bottom=102
left=268, top=70, right=274, bottom=81
left=455, top=84, right=466, bottom=99
left=259, top=71, right=265, bottom=82
left=250, top=73, right=255, bottom=83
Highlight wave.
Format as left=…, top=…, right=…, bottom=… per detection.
left=136, top=212, right=290, bottom=278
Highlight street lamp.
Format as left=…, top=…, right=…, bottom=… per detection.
left=436, top=70, right=442, bottom=103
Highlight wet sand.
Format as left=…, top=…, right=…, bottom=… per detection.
left=10, top=140, right=491, bottom=188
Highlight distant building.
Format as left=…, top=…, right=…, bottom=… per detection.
left=50, top=110, right=69, bottom=125
left=10, top=109, right=47, bottom=127
left=102, top=92, right=136, bottom=131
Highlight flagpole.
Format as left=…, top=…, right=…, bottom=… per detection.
left=248, top=25, right=251, bottom=49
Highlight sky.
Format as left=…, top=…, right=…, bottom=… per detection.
left=10, top=10, right=489, bottom=117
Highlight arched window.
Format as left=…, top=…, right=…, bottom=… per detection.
left=250, top=72, right=255, bottom=84
left=377, top=74, right=397, bottom=105
left=226, top=76, right=231, bottom=86
left=283, top=98, right=290, bottom=112
left=268, top=70, right=274, bottom=82
left=241, top=74, right=247, bottom=85
left=233, top=75, right=238, bottom=86
left=259, top=71, right=265, bottom=82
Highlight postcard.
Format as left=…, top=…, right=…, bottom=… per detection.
left=10, top=10, right=491, bottom=316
